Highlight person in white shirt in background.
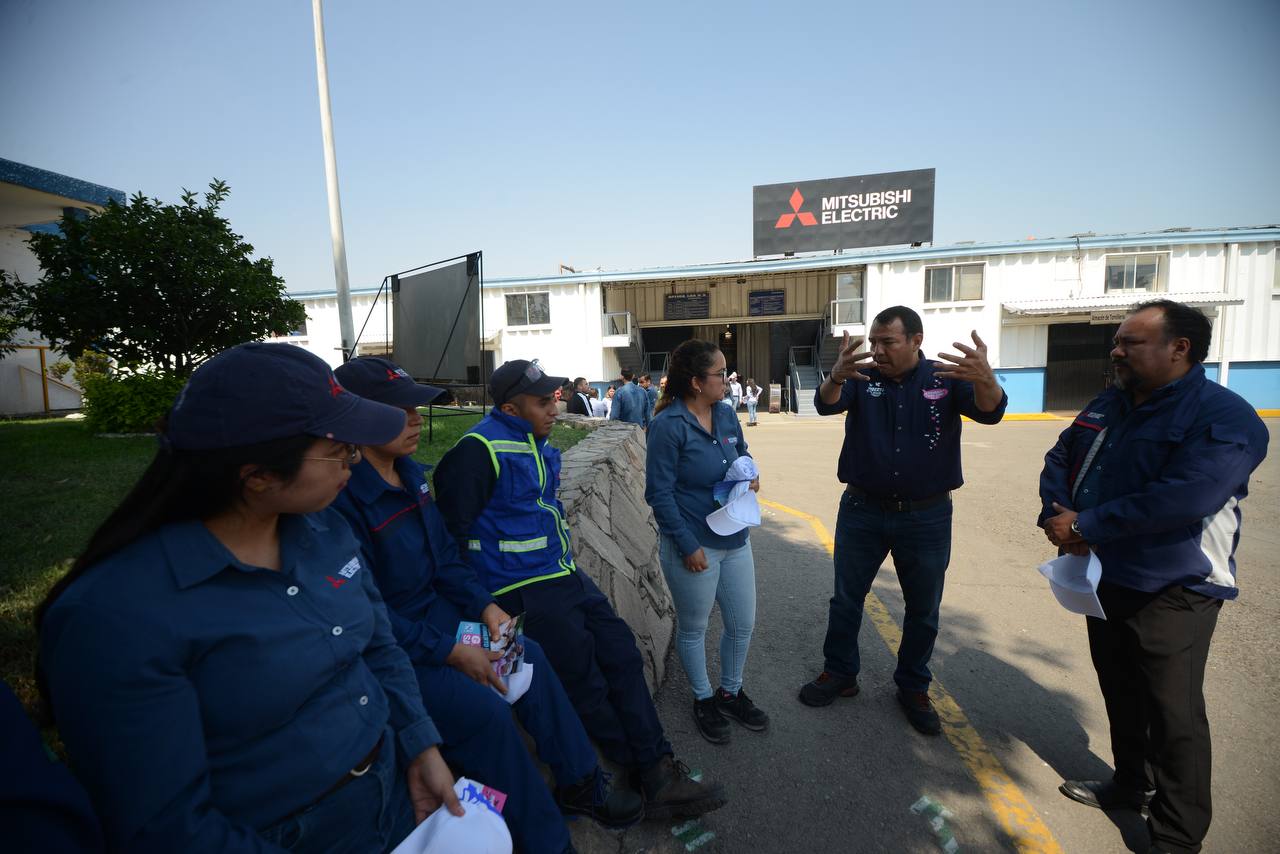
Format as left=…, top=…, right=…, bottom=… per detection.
left=742, top=378, right=762, bottom=426
left=593, top=386, right=614, bottom=418
left=728, top=374, right=742, bottom=413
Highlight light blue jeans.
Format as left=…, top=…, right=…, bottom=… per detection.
left=658, top=536, right=757, bottom=700
left=745, top=400, right=758, bottom=422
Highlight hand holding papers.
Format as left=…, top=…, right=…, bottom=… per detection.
left=1036, top=551, right=1106, bottom=619
left=456, top=616, right=533, bottom=703
left=391, top=777, right=513, bottom=854
left=707, top=456, right=761, bottom=536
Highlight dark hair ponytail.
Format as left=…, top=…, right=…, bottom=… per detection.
left=34, top=431, right=314, bottom=720
left=654, top=339, right=720, bottom=415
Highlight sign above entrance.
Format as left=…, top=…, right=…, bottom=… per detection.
left=1089, top=310, right=1129, bottom=325
left=752, top=168, right=935, bottom=257
left=748, top=289, right=786, bottom=317
left=664, top=292, right=710, bottom=321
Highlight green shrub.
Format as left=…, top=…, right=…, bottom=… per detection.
left=48, top=359, right=72, bottom=381
left=81, top=373, right=186, bottom=433
left=72, top=350, right=111, bottom=382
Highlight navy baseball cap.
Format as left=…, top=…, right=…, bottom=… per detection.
left=490, top=359, right=567, bottom=406
left=165, top=343, right=407, bottom=451
left=334, top=356, right=446, bottom=408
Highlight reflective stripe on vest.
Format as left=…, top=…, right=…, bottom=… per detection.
left=498, top=536, right=548, bottom=553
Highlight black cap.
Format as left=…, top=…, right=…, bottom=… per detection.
left=489, top=359, right=567, bottom=406
left=333, top=356, right=446, bottom=408
left=165, top=343, right=407, bottom=450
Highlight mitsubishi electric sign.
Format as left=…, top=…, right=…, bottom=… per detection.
left=752, top=168, right=935, bottom=256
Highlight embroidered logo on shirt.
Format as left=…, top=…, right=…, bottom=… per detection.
left=325, top=575, right=347, bottom=588
left=339, top=557, right=361, bottom=578
left=923, top=388, right=948, bottom=400
left=725, top=436, right=738, bottom=445
left=419, top=482, right=430, bottom=495
left=866, top=382, right=885, bottom=398
left=1086, top=411, right=1106, bottom=419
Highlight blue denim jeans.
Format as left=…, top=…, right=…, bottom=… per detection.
left=745, top=400, right=758, bottom=422
left=822, top=491, right=952, bottom=693
left=659, top=536, right=757, bottom=700
left=258, top=725, right=416, bottom=853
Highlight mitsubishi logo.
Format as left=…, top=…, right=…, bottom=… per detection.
left=774, top=188, right=818, bottom=229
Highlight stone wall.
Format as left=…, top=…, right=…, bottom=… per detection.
left=556, top=415, right=673, bottom=693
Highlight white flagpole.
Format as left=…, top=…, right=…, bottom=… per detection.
left=311, top=0, right=356, bottom=360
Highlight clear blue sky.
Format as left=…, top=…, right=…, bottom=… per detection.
left=2, top=0, right=1277, bottom=291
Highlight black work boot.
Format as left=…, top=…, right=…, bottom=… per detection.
left=896, top=688, right=942, bottom=736
left=639, top=755, right=727, bottom=819
left=556, top=768, right=644, bottom=828
left=798, top=670, right=860, bottom=707
left=715, top=687, right=769, bottom=731
left=693, top=696, right=731, bottom=744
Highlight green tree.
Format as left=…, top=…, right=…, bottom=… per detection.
left=24, top=180, right=305, bottom=376
left=0, top=269, right=28, bottom=355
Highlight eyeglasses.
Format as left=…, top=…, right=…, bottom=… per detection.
left=302, top=444, right=361, bottom=468
left=702, top=369, right=728, bottom=381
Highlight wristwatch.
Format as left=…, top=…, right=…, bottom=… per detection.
left=1070, top=519, right=1081, bottom=536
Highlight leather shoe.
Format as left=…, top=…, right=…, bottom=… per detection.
left=1058, top=779, right=1154, bottom=812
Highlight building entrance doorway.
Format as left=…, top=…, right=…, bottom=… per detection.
left=1044, top=322, right=1119, bottom=411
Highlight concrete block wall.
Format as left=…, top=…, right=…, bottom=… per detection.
left=555, top=415, right=674, bottom=693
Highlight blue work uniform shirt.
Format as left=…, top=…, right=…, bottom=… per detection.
left=40, top=510, right=440, bottom=853
left=331, top=456, right=496, bottom=667
left=646, top=396, right=751, bottom=557
left=610, top=381, right=650, bottom=428
left=814, top=354, right=1007, bottom=499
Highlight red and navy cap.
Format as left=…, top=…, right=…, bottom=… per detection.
left=334, top=356, right=446, bottom=408
left=165, top=343, right=407, bottom=451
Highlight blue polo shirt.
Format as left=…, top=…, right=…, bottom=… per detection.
left=331, top=457, right=495, bottom=667
left=646, top=397, right=751, bottom=556
left=814, top=354, right=1007, bottom=499
left=40, top=510, right=440, bottom=853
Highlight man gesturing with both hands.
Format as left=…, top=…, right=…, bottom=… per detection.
left=797, top=305, right=1006, bottom=736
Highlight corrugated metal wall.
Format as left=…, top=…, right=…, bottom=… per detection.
left=604, top=271, right=837, bottom=324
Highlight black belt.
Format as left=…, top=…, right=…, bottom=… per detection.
left=845, top=485, right=950, bottom=513
left=278, top=734, right=383, bottom=823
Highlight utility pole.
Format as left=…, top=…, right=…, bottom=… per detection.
left=311, top=0, right=356, bottom=360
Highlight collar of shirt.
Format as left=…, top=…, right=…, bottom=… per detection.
left=664, top=396, right=716, bottom=436
left=163, top=514, right=329, bottom=590
left=490, top=407, right=539, bottom=439
left=345, top=455, right=426, bottom=506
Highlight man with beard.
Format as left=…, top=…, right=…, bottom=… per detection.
left=1039, top=300, right=1268, bottom=854
left=797, top=305, right=1007, bottom=735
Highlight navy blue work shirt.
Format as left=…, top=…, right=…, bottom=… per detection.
left=646, top=397, right=751, bottom=557
left=40, top=510, right=440, bottom=853
left=331, top=456, right=495, bottom=667
left=814, top=354, right=1007, bottom=499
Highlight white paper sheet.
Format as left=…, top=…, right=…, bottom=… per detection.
left=707, top=457, right=762, bottom=535
left=498, top=662, right=533, bottom=704
left=1036, top=552, right=1106, bottom=619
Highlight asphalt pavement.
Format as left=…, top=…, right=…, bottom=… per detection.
left=570, top=413, right=1279, bottom=854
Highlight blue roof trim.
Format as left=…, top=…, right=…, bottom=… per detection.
left=0, top=158, right=125, bottom=208
left=287, top=225, right=1280, bottom=299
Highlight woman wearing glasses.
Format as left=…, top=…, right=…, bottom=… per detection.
left=36, top=343, right=464, bottom=854
left=645, top=340, right=768, bottom=746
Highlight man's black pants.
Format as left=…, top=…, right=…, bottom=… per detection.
left=1089, top=581, right=1222, bottom=854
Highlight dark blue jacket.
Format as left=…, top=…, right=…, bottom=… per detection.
left=610, top=381, right=650, bottom=428
left=40, top=511, right=439, bottom=852
left=331, top=456, right=496, bottom=667
left=1038, top=364, right=1269, bottom=599
left=646, top=397, right=751, bottom=556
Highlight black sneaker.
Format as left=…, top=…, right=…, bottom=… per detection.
left=556, top=768, right=644, bottom=828
left=798, top=671, right=860, bottom=707
left=896, top=688, right=942, bottom=736
left=639, top=755, right=728, bottom=819
left=715, top=687, right=769, bottom=731
left=693, top=696, right=731, bottom=744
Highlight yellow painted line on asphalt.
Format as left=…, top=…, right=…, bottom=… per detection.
left=760, top=497, right=1065, bottom=854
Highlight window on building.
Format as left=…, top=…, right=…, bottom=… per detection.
left=1105, top=253, right=1165, bottom=292
left=834, top=270, right=864, bottom=323
left=289, top=317, right=308, bottom=337
left=924, top=264, right=983, bottom=303
left=505, top=292, right=551, bottom=326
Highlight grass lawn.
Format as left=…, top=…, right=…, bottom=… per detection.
left=0, top=409, right=586, bottom=718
